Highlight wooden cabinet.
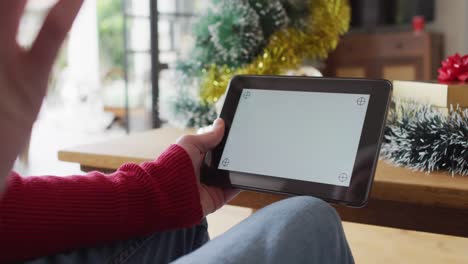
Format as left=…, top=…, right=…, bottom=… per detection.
left=325, top=32, right=443, bottom=81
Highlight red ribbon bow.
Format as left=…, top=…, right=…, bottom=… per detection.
left=437, top=53, right=468, bottom=83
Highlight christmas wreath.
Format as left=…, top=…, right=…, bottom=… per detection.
left=381, top=101, right=468, bottom=176
left=168, top=0, right=351, bottom=128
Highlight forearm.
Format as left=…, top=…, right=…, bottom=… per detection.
left=0, top=145, right=203, bottom=263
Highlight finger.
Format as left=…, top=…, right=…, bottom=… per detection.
left=0, top=0, right=28, bottom=43
left=192, top=118, right=225, bottom=153
left=28, top=0, right=84, bottom=76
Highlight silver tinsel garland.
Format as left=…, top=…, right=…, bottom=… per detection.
left=381, top=101, right=468, bottom=176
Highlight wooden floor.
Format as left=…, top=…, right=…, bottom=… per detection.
left=343, top=222, right=468, bottom=264
left=208, top=205, right=468, bottom=264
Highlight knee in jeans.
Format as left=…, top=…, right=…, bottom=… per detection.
left=282, top=196, right=341, bottom=227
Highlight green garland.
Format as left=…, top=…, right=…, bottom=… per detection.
left=381, top=101, right=468, bottom=176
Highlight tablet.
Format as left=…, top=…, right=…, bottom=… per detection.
left=201, top=75, right=392, bottom=207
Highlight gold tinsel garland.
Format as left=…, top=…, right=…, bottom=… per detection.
left=199, top=0, right=350, bottom=103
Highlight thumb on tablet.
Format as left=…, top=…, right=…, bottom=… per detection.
left=176, top=118, right=224, bottom=175
left=193, top=118, right=225, bottom=152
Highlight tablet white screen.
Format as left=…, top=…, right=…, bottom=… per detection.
left=218, top=89, right=370, bottom=187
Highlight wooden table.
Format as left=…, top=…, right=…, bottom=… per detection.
left=59, top=128, right=468, bottom=237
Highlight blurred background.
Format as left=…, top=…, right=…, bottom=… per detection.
left=19, top=0, right=468, bottom=137
left=16, top=0, right=211, bottom=175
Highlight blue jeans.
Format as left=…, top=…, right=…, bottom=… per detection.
left=26, top=196, right=354, bottom=264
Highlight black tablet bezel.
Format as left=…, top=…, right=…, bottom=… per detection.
left=201, top=75, right=392, bottom=207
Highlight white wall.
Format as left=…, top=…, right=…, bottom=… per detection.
left=429, top=0, right=468, bottom=56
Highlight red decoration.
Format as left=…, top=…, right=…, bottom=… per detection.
left=438, top=53, right=468, bottom=83
left=412, top=16, right=425, bottom=33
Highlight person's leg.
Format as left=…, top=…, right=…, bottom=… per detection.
left=25, top=219, right=209, bottom=264
left=174, top=196, right=354, bottom=264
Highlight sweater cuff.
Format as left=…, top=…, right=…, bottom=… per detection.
left=141, top=144, right=203, bottom=228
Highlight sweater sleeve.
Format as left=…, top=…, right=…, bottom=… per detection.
left=0, top=144, right=203, bottom=263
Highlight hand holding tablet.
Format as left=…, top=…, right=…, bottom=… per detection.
left=201, top=75, right=392, bottom=207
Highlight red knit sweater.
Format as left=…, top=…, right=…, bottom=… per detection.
left=0, top=144, right=203, bottom=263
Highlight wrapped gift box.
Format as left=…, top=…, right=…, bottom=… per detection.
left=392, top=80, right=468, bottom=109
